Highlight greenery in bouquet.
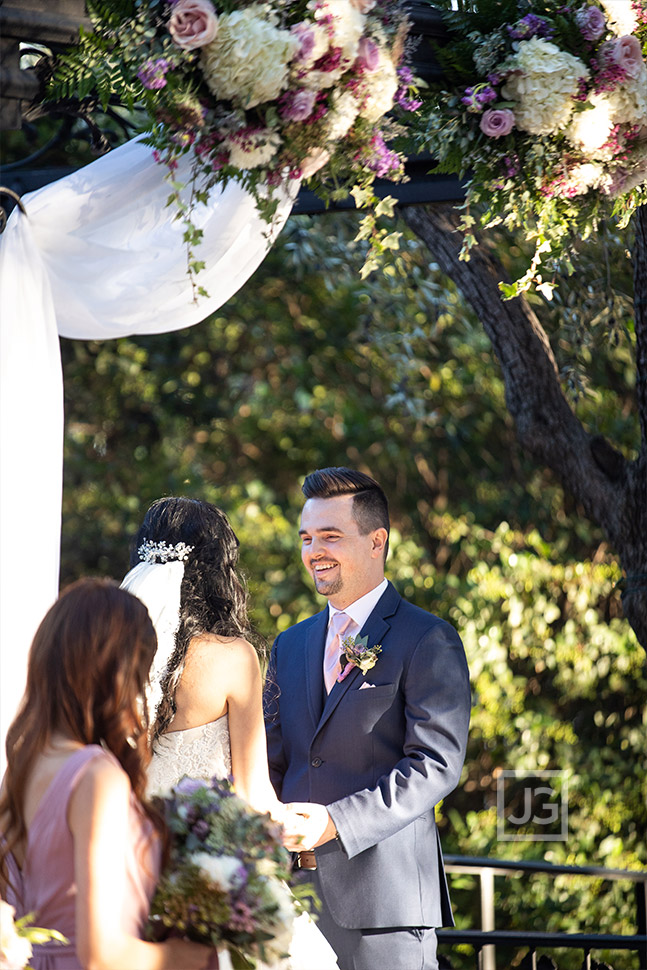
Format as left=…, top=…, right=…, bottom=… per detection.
left=148, top=776, right=311, bottom=969
left=50, top=0, right=422, bottom=291
left=0, top=899, right=67, bottom=970
left=407, top=0, right=647, bottom=298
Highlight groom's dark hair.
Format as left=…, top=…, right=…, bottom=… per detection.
left=302, top=467, right=390, bottom=558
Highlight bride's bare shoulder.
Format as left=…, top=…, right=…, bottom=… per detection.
left=185, top=633, right=259, bottom=674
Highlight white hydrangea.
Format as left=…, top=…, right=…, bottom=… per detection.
left=191, top=852, right=245, bottom=891
left=201, top=7, right=297, bottom=108
left=327, top=89, right=359, bottom=140
left=225, top=128, right=282, bottom=169
left=0, top=901, right=32, bottom=970
left=501, top=37, right=589, bottom=135
left=359, top=47, right=399, bottom=123
left=597, top=0, right=637, bottom=36
left=566, top=95, right=615, bottom=154
left=605, top=66, right=647, bottom=125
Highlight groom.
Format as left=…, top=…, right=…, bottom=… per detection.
left=264, top=467, right=471, bottom=970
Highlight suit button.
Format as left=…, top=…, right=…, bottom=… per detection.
left=311, top=757, right=322, bottom=768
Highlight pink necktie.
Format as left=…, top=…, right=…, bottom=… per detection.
left=323, top=611, right=352, bottom=693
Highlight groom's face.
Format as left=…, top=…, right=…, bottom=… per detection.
left=299, top=494, right=385, bottom=609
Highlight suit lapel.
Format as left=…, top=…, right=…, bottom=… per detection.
left=316, top=582, right=400, bottom=733
left=304, top=609, right=328, bottom=726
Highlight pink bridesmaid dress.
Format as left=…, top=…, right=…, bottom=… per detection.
left=3, top=745, right=161, bottom=969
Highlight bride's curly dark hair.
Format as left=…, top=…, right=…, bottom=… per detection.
left=131, top=497, right=265, bottom=742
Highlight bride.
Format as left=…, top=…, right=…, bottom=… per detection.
left=121, top=496, right=338, bottom=970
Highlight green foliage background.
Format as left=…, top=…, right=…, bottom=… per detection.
left=59, top=213, right=645, bottom=968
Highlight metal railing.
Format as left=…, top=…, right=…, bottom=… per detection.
left=436, top=855, right=647, bottom=970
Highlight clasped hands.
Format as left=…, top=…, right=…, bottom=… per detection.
left=272, top=801, right=337, bottom=852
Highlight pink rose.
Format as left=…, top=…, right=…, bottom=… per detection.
left=356, top=36, right=379, bottom=72
left=351, top=0, right=376, bottom=11
left=609, top=34, right=644, bottom=79
left=168, top=0, right=218, bottom=50
left=479, top=108, right=515, bottom=138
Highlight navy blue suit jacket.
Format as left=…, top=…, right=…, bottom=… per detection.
left=264, top=581, right=471, bottom=930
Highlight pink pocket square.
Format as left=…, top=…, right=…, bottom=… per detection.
left=359, top=682, right=376, bottom=689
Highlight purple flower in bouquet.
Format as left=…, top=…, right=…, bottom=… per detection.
left=480, top=108, right=515, bottom=138
left=356, top=36, right=380, bottom=72
left=575, top=5, right=607, bottom=41
left=291, top=22, right=316, bottom=63
left=364, top=131, right=401, bottom=178
left=395, top=66, right=422, bottom=112
left=507, top=13, right=555, bottom=40
left=279, top=88, right=317, bottom=122
left=137, top=58, right=170, bottom=90
left=462, top=85, right=497, bottom=113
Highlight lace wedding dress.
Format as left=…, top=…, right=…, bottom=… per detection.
left=146, top=714, right=232, bottom=797
left=147, top=716, right=338, bottom=970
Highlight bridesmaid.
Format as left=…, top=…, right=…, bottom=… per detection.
left=0, top=578, right=218, bottom=970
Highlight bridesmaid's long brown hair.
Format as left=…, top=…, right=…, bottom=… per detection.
left=0, top=578, right=164, bottom=891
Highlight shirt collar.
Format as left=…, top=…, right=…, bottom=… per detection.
left=328, top=577, right=389, bottom=632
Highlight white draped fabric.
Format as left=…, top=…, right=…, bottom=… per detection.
left=0, top=138, right=296, bottom=765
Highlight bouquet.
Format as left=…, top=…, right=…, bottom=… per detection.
left=148, top=776, right=310, bottom=969
left=0, top=899, right=67, bottom=970
left=51, top=0, right=422, bottom=287
left=408, top=0, right=647, bottom=298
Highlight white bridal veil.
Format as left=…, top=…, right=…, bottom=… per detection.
left=0, top=137, right=297, bottom=767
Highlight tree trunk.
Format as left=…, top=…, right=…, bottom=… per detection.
left=401, top=202, right=647, bottom=650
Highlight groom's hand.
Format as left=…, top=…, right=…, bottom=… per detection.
left=281, top=802, right=336, bottom=850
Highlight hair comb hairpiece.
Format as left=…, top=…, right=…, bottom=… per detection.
left=138, top=539, right=194, bottom=564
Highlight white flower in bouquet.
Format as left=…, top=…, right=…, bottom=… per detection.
left=302, top=0, right=365, bottom=88
left=598, top=0, right=638, bottom=36
left=261, top=878, right=296, bottom=961
left=359, top=47, right=399, bottom=123
left=605, top=68, right=647, bottom=126
left=502, top=37, right=589, bottom=135
left=327, top=89, right=359, bottom=139
left=201, top=6, right=297, bottom=108
left=567, top=95, right=615, bottom=153
left=317, top=0, right=364, bottom=63
left=225, top=128, right=282, bottom=169
left=563, top=161, right=611, bottom=195
left=191, top=852, right=246, bottom=892
left=0, top=902, right=32, bottom=970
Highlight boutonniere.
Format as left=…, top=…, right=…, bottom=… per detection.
left=338, top=634, right=382, bottom=682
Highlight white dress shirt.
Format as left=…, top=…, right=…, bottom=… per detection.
left=326, top=577, right=389, bottom=643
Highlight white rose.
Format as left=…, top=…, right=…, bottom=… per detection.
left=0, top=902, right=32, bottom=970
left=597, top=0, right=637, bottom=36
left=327, top=90, right=359, bottom=140
left=561, top=161, right=610, bottom=196
left=191, top=852, right=246, bottom=891
left=502, top=37, right=589, bottom=135
left=566, top=95, right=614, bottom=154
left=359, top=47, right=399, bottom=122
left=225, top=128, right=282, bottom=170
left=201, top=7, right=297, bottom=108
